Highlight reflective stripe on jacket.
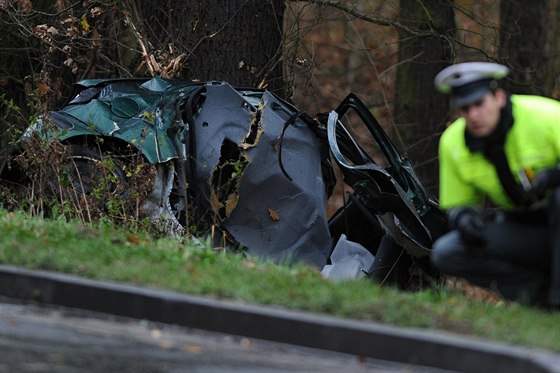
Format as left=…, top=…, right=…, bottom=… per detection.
left=439, top=95, right=560, bottom=211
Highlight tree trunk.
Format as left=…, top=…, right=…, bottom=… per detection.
left=499, top=0, right=557, bottom=96
left=393, top=0, right=456, bottom=194
left=134, top=0, right=287, bottom=95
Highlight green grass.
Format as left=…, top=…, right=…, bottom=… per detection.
left=1, top=208, right=559, bottom=352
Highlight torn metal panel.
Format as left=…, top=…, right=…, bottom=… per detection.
left=191, top=83, right=331, bottom=267
left=191, top=82, right=256, bottom=206
left=203, top=90, right=332, bottom=268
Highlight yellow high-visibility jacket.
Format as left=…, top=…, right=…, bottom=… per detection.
left=439, top=95, right=560, bottom=211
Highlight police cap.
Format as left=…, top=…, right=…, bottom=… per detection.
left=434, top=62, right=509, bottom=107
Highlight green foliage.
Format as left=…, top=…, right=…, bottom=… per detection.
left=0, top=208, right=558, bottom=352
left=0, top=93, right=27, bottom=148
left=0, top=133, right=161, bottom=234
left=0, top=94, right=24, bottom=122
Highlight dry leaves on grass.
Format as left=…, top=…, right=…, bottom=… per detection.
left=443, top=276, right=506, bottom=305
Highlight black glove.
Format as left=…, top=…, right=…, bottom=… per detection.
left=448, top=207, right=486, bottom=246
left=530, top=165, right=560, bottom=200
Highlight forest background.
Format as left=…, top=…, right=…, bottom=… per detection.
left=1, top=0, right=559, bottom=213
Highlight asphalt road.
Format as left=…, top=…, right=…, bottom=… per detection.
left=1, top=266, right=559, bottom=373
left=0, top=301, right=454, bottom=373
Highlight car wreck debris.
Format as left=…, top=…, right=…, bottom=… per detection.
left=0, top=77, right=448, bottom=288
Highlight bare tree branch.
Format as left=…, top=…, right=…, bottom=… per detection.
left=293, top=0, right=432, bottom=37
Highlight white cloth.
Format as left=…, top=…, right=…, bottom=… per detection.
left=321, top=234, right=375, bottom=280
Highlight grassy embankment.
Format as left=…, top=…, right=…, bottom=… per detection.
left=0, top=208, right=558, bottom=352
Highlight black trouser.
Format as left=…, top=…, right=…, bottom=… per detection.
left=548, top=189, right=560, bottom=307
left=431, top=189, right=560, bottom=307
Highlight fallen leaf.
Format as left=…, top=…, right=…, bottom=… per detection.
left=444, top=276, right=505, bottom=304
left=158, top=340, right=173, bottom=350
left=244, top=261, right=256, bottom=269
left=126, top=234, right=141, bottom=245
left=268, top=207, right=280, bottom=221
left=185, top=344, right=203, bottom=354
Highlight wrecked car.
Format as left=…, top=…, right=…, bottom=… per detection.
left=0, top=77, right=447, bottom=288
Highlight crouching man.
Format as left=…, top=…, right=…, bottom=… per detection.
left=431, top=62, right=560, bottom=308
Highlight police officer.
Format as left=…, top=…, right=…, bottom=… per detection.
left=431, top=62, right=560, bottom=308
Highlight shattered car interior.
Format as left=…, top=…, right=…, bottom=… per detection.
left=0, top=77, right=448, bottom=289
